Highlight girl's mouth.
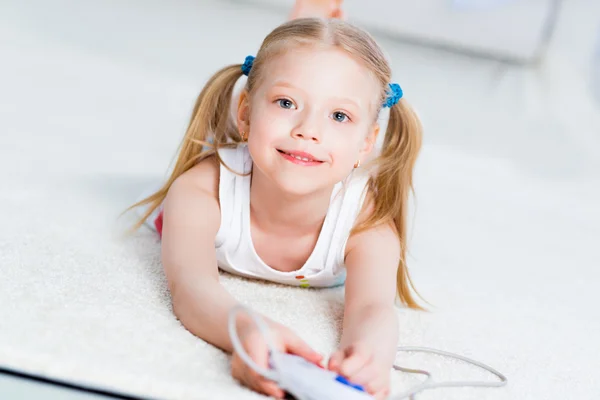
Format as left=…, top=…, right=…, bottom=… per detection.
left=277, top=149, right=324, bottom=166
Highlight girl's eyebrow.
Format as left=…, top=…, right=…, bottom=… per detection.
left=271, top=80, right=298, bottom=90
left=330, top=96, right=361, bottom=109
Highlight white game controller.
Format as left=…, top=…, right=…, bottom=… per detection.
left=269, top=351, right=373, bottom=400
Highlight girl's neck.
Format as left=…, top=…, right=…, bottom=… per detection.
left=249, top=169, right=333, bottom=237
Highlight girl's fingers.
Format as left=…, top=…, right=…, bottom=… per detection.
left=364, top=371, right=390, bottom=396
left=348, top=363, right=379, bottom=387
left=232, top=332, right=286, bottom=398
left=373, top=386, right=391, bottom=400
left=327, top=349, right=345, bottom=372
left=236, top=354, right=285, bottom=399
left=338, top=346, right=372, bottom=378
left=285, top=332, right=323, bottom=365
left=255, top=378, right=285, bottom=399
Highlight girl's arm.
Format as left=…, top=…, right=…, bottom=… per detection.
left=328, top=220, right=401, bottom=398
left=160, top=157, right=243, bottom=352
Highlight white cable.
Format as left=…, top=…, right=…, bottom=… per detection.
left=390, top=346, right=508, bottom=399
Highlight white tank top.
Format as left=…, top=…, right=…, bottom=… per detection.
left=214, top=144, right=370, bottom=288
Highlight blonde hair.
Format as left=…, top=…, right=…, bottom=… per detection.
left=128, top=18, right=425, bottom=309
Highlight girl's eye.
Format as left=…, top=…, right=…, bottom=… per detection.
left=332, top=111, right=350, bottom=123
left=277, top=99, right=295, bottom=109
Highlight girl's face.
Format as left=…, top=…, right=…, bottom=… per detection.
left=238, top=47, right=381, bottom=196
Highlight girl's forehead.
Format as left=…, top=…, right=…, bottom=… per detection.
left=258, top=47, right=380, bottom=108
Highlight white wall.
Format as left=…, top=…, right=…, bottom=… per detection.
left=246, top=0, right=558, bottom=62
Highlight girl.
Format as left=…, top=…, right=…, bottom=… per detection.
left=130, top=17, right=423, bottom=400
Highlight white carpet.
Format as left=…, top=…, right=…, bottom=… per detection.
left=1, top=0, right=599, bottom=399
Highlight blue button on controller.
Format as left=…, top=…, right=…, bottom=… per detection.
left=335, top=375, right=365, bottom=392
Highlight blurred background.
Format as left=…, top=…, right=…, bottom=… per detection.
left=2, top=0, right=599, bottom=181
left=1, top=0, right=599, bottom=399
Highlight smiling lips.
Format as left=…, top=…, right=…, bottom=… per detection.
left=277, top=149, right=324, bottom=166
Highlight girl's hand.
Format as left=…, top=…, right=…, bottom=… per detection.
left=328, top=342, right=391, bottom=400
left=231, top=317, right=323, bottom=399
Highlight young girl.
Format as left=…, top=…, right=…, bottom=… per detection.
left=130, top=15, right=423, bottom=400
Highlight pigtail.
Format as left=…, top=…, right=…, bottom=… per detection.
left=126, top=64, right=245, bottom=232
left=357, top=100, right=426, bottom=309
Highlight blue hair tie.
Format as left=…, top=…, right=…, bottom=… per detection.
left=241, top=55, right=255, bottom=76
left=383, top=83, right=403, bottom=108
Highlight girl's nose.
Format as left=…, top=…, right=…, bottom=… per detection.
left=291, top=129, right=321, bottom=142
left=290, top=114, right=322, bottom=142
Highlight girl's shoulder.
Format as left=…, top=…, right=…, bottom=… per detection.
left=174, top=154, right=220, bottom=201
left=343, top=183, right=397, bottom=255
left=161, top=154, right=222, bottom=238
left=170, top=145, right=246, bottom=208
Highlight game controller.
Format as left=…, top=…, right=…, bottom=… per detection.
left=269, top=351, right=373, bottom=400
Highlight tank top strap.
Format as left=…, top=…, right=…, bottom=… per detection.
left=326, top=170, right=371, bottom=270
left=215, top=145, right=252, bottom=247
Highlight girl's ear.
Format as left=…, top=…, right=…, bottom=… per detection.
left=359, top=123, right=380, bottom=160
left=236, top=90, right=251, bottom=135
